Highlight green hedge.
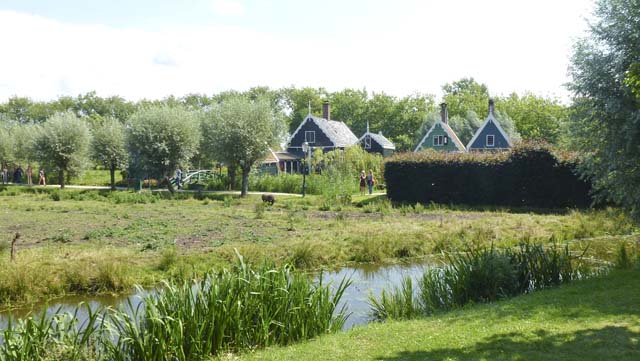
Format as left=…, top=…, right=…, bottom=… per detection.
left=385, top=143, right=593, bottom=208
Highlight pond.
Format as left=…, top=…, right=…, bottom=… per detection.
left=0, top=260, right=434, bottom=332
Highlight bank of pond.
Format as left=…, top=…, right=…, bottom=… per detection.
left=0, top=243, right=623, bottom=360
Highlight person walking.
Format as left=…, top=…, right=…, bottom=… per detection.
left=366, top=170, right=375, bottom=195
left=359, top=170, right=366, bottom=196
left=38, top=168, right=46, bottom=186
left=26, top=165, right=33, bottom=185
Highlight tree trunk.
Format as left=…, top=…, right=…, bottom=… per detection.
left=110, top=166, right=116, bottom=191
left=228, top=166, right=236, bottom=191
left=241, top=166, right=250, bottom=197
left=165, top=175, right=175, bottom=194
left=59, top=169, right=65, bottom=189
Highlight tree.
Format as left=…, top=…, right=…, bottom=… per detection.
left=442, top=78, right=490, bottom=118
left=568, top=0, right=640, bottom=220
left=126, top=105, right=200, bottom=190
left=32, top=112, right=91, bottom=188
left=499, top=93, right=568, bottom=143
left=201, top=96, right=284, bottom=197
left=91, top=118, right=128, bottom=190
left=0, top=127, right=12, bottom=167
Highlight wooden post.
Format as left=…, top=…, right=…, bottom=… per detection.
left=10, top=232, right=19, bottom=262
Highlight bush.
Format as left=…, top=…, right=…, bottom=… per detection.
left=386, top=142, right=593, bottom=208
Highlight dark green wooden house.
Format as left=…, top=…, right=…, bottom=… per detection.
left=414, top=103, right=466, bottom=153
left=466, top=99, right=513, bottom=151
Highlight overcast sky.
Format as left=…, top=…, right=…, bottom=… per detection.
left=0, top=0, right=594, bottom=103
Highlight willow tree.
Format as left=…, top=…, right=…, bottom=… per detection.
left=126, top=105, right=200, bottom=190
left=569, top=0, right=640, bottom=220
left=91, top=117, right=128, bottom=190
left=201, top=96, right=284, bottom=197
left=32, top=112, right=91, bottom=188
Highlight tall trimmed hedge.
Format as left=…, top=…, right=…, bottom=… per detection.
left=385, top=144, right=593, bottom=208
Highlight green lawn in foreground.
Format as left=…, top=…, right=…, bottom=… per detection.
left=0, top=185, right=636, bottom=308
left=235, top=266, right=640, bottom=361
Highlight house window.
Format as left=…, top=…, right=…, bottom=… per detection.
left=305, top=131, right=316, bottom=143
left=433, top=135, right=444, bottom=146
left=486, top=135, right=495, bottom=147
left=444, top=136, right=449, bottom=145
left=364, top=136, right=371, bottom=149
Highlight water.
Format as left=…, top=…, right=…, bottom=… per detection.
left=0, top=261, right=432, bottom=332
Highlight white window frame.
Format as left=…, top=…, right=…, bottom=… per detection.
left=433, top=135, right=443, bottom=146
left=364, top=136, right=371, bottom=149
left=486, top=134, right=495, bottom=147
left=305, top=131, right=316, bottom=143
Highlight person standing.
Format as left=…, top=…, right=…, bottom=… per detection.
left=1, top=162, right=7, bottom=185
left=175, top=168, right=183, bottom=189
left=13, top=166, right=23, bottom=184
left=366, top=170, right=375, bottom=195
left=38, top=168, right=46, bottom=186
left=359, top=170, right=366, bottom=196
left=26, top=165, right=33, bottom=185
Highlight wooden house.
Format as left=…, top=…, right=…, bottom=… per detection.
left=466, top=99, right=513, bottom=151
left=414, top=103, right=466, bottom=152
left=286, top=101, right=358, bottom=153
left=359, top=123, right=395, bottom=157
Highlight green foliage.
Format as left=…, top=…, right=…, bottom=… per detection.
left=126, top=105, right=200, bottom=180
left=386, top=142, right=592, bottom=208
left=500, top=92, right=569, bottom=143
left=0, top=258, right=351, bottom=360
left=31, top=111, right=91, bottom=188
left=91, top=117, right=128, bottom=190
left=201, top=95, right=285, bottom=196
left=369, top=243, right=587, bottom=321
left=568, top=0, right=640, bottom=221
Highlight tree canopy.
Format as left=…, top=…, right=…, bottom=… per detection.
left=91, top=117, right=128, bottom=190
left=32, top=111, right=91, bottom=188
left=126, top=105, right=200, bottom=182
left=201, top=96, right=284, bottom=196
left=568, top=0, right=640, bottom=220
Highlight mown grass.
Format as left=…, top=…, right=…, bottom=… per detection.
left=0, top=185, right=636, bottom=308
left=236, top=264, right=640, bottom=361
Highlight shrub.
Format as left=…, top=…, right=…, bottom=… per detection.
left=386, top=142, right=593, bottom=208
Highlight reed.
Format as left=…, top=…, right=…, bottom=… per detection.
left=0, top=255, right=351, bottom=360
left=370, top=243, right=591, bottom=321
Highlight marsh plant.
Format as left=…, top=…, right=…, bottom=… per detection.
left=370, top=243, right=590, bottom=321
left=0, top=255, right=351, bottom=360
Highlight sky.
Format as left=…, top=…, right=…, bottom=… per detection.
left=0, top=0, right=595, bottom=103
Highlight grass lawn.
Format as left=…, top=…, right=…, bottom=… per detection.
left=0, top=185, right=636, bottom=308
left=234, top=266, right=640, bottom=361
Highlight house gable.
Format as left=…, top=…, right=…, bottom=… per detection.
left=287, top=116, right=335, bottom=151
left=359, top=131, right=395, bottom=156
left=466, top=116, right=513, bottom=150
left=414, top=121, right=465, bottom=152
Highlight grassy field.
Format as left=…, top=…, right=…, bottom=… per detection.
left=0, top=185, right=636, bottom=308
left=234, top=265, right=640, bottom=361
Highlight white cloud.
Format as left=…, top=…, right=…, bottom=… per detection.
left=0, top=2, right=593, bottom=103
left=211, top=0, right=245, bottom=17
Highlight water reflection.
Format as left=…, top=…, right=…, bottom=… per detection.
left=0, top=261, right=434, bottom=332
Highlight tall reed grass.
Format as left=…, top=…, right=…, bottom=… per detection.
left=0, top=255, right=351, bottom=360
left=370, top=243, right=591, bottom=321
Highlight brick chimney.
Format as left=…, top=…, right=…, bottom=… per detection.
left=322, top=101, right=331, bottom=120
left=440, top=103, right=448, bottom=124
left=488, top=99, right=495, bottom=115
